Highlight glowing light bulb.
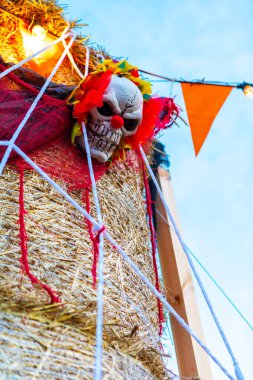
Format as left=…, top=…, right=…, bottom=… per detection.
left=31, top=25, right=47, bottom=41
left=20, top=23, right=47, bottom=58
left=243, top=85, right=253, bottom=99
left=19, top=20, right=61, bottom=73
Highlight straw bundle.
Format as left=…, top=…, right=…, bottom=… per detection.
left=0, top=1, right=170, bottom=379
left=0, top=0, right=103, bottom=82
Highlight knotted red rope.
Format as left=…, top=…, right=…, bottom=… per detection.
left=84, top=189, right=105, bottom=288
left=18, top=163, right=60, bottom=303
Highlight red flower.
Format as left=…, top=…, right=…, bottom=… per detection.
left=73, top=70, right=113, bottom=121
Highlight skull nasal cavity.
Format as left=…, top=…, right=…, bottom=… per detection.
left=111, top=115, right=124, bottom=129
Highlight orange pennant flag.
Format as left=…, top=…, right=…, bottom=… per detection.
left=181, top=83, right=233, bottom=155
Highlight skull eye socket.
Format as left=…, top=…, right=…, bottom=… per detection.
left=97, top=102, right=114, bottom=117
left=123, top=118, right=140, bottom=132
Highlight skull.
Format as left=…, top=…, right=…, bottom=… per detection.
left=76, top=75, right=143, bottom=163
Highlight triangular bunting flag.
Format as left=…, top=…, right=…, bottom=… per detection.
left=181, top=83, right=233, bottom=155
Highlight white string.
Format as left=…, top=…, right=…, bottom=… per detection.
left=169, top=80, right=174, bottom=97
left=60, top=21, right=85, bottom=80
left=84, top=47, right=90, bottom=78
left=139, top=145, right=244, bottom=380
left=8, top=144, right=100, bottom=227
left=0, top=25, right=70, bottom=80
left=0, top=42, right=238, bottom=376
left=103, top=229, right=236, bottom=380
left=82, top=122, right=104, bottom=380
left=6, top=144, right=236, bottom=380
left=62, top=43, right=89, bottom=79
left=61, top=39, right=89, bottom=80
left=0, top=33, right=77, bottom=176
left=156, top=208, right=253, bottom=332
left=62, top=39, right=84, bottom=79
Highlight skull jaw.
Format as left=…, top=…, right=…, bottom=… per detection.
left=89, top=148, right=109, bottom=163
left=76, top=135, right=113, bottom=163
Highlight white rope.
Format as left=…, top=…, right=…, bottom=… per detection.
left=61, top=42, right=89, bottom=80
left=156, top=208, right=253, bottom=332
left=0, top=38, right=238, bottom=376
left=6, top=144, right=236, bottom=380
left=82, top=122, right=104, bottom=380
left=139, top=145, right=244, bottom=380
left=8, top=144, right=101, bottom=228
left=62, top=21, right=85, bottom=80
left=62, top=39, right=84, bottom=79
left=0, top=33, right=77, bottom=176
left=0, top=141, right=160, bottom=336
left=103, top=229, right=236, bottom=380
left=84, top=47, right=90, bottom=78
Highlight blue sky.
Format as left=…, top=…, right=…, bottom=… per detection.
left=63, top=1, right=253, bottom=378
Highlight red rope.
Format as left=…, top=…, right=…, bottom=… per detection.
left=141, top=157, right=164, bottom=335
left=83, top=188, right=99, bottom=288
left=18, top=163, right=60, bottom=303
left=95, top=225, right=106, bottom=241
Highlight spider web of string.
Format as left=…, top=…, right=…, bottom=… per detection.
left=0, top=30, right=243, bottom=380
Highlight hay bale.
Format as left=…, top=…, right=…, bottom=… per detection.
left=0, top=161, right=168, bottom=379
left=0, top=1, right=170, bottom=379
left=0, top=312, right=157, bottom=380
left=0, top=0, right=103, bottom=83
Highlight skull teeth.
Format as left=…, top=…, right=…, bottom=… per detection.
left=91, top=122, right=105, bottom=135
left=87, top=128, right=120, bottom=154
left=89, top=121, right=122, bottom=141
